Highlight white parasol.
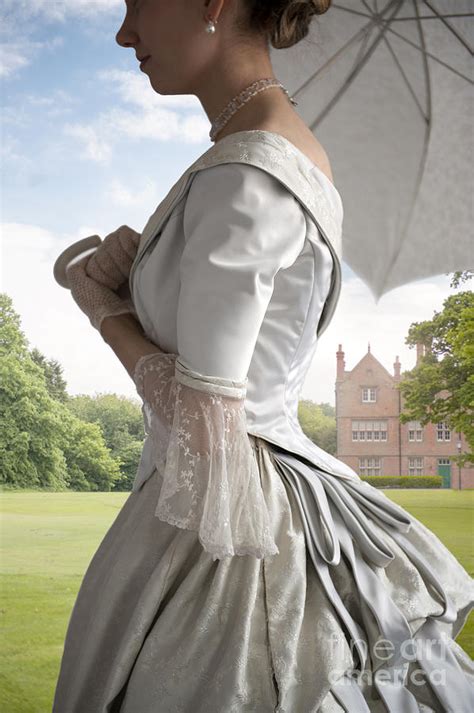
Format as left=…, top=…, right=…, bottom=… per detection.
left=270, top=0, right=473, bottom=301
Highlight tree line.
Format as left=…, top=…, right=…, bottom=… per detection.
left=1, top=270, right=472, bottom=491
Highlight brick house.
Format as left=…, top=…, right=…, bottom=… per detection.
left=335, top=344, right=474, bottom=489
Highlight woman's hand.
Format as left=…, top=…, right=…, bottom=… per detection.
left=67, top=253, right=138, bottom=336
left=85, top=225, right=141, bottom=291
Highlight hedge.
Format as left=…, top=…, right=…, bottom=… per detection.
left=360, top=476, right=443, bottom=489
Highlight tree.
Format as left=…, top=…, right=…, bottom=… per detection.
left=0, top=293, right=29, bottom=359
left=30, top=348, right=69, bottom=403
left=0, top=294, right=122, bottom=490
left=59, top=415, right=122, bottom=491
left=298, top=400, right=336, bottom=455
left=397, top=282, right=474, bottom=467
left=449, top=270, right=473, bottom=289
left=67, top=393, right=145, bottom=491
left=0, top=354, right=69, bottom=489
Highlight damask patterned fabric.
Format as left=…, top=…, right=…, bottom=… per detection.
left=52, top=133, right=474, bottom=713
left=51, top=437, right=474, bottom=713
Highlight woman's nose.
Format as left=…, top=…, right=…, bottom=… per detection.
left=115, top=25, right=127, bottom=47
left=115, top=18, right=136, bottom=48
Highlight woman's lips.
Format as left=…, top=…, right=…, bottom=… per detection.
left=140, top=57, right=150, bottom=69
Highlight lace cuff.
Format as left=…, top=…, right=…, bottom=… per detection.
left=133, top=351, right=279, bottom=561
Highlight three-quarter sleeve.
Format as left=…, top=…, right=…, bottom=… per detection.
left=133, top=163, right=306, bottom=561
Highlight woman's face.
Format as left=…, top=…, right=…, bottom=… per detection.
left=116, top=0, right=221, bottom=95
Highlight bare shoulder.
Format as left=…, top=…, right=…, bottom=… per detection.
left=258, top=122, right=334, bottom=184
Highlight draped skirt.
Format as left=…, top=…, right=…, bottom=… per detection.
left=52, top=435, right=474, bottom=713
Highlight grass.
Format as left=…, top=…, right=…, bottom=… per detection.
left=384, top=489, right=474, bottom=655
left=0, top=488, right=472, bottom=712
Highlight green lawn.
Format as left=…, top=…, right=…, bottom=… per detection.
left=0, top=488, right=473, bottom=712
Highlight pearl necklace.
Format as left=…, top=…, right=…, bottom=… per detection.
left=209, top=77, right=298, bottom=142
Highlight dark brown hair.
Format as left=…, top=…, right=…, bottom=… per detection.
left=238, top=0, right=332, bottom=49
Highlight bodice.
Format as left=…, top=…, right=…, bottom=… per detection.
left=130, top=130, right=360, bottom=491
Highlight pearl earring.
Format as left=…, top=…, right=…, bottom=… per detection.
left=205, top=16, right=217, bottom=34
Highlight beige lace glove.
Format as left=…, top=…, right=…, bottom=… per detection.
left=84, top=225, right=141, bottom=291
left=67, top=253, right=138, bottom=335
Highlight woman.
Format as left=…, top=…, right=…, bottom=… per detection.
left=52, top=1, right=474, bottom=711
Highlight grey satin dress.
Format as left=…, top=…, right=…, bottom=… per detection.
left=52, top=131, right=474, bottom=713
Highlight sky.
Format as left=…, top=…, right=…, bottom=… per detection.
left=1, top=0, right=465, bottom=408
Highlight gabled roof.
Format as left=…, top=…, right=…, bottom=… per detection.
left=345, top=349, right=394, bottom=381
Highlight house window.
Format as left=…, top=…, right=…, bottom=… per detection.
left=359, top=457, right=381, bottom=476
left=352, top=420, right=387, bottom=442
left=436, top=422, right=451, bottom=441
left=438, top=458, right=450, bottom=466
left=408, top=420, right=423, bottom=442
left=408, top=457, right=424, bottom=476
left=362, top=387, right=377, bottom=403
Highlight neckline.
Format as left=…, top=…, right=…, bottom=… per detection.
left=213, top=129, right=343, bottom=209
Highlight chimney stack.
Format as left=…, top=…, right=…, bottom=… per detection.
left=416, top=342, right=426, bottom=366
left=393, top=355, right=401, bottom=380
left=336, top=343, right=345, bottom=380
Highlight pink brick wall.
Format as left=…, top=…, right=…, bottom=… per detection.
left=334, top=345, right=474, bottom=488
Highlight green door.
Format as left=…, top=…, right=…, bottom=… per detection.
left=437, top=459, right=451, bottom=488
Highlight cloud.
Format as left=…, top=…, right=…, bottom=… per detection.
left=63, top=124, right=114, bottom=164
left=61, top=70, right=208, bottom=162
left=303, top=267, right=455, bottom=404
left=1, top=222, right=459, bottom=408
left=104, top=176, right=159, bottom=208
left=1, top=221, right=141, bottom=400
left=0, top=0, right=116, bottom=80
left=0, top=7, right=64, bottom=80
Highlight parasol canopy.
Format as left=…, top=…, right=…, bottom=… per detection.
left=270, top=0, right=473, bottom=301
